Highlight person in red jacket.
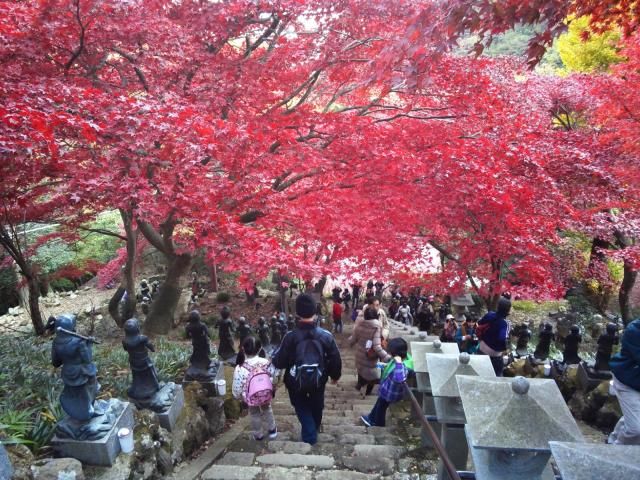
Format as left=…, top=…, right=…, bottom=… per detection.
left=332, top=301, right=344, bottom=334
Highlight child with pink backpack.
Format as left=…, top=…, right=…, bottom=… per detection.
left=232, top=336, right=278, bottom=441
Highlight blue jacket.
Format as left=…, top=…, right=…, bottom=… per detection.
left=478, top=311, right=510, bottom=352
left=610, top=319, right=640, bottom=391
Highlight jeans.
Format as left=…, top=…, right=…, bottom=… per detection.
left=609, top=376, right=640, bottom=445
left=365, top=397, right=390, bottom=427
left=288, top=388, right=325, bottom=444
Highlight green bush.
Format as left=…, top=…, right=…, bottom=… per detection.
left=49, top=278, right=76, bottom=292
left=216, top=291, right=231, bottom=303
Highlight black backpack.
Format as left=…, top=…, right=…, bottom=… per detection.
left=293, top=330, right=325, bottom=394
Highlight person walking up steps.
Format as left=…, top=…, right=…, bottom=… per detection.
left=232, top=336, right=278, bottom=441
left=272, top=293, right=342, bottom=445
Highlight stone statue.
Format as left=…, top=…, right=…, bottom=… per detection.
left=52, top=314, right=100, bottom=421
left=287, top=314, right=296, bottom=332
left=52, top=314, right=126, bottom=440
left=594, top=322, right=619, bottom=371
left=217, top=306, right=236, bottom=360
left=534, top=322, right=555, bottom=361
left=237, top=316, right=252, bottom=346
left=257, top=317, right=270, bottom=347
left=278, top=317, right=288, bottom=339
left=123, top=318, right=176, bottom=412
left=185, top=310, right=218, bottom=381
left=270, top=315, right=282, bottom=346
left=515, top=325, right=532, bottom=358
left=562, top=325, right=582, bottom=365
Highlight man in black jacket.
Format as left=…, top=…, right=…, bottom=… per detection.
left=272, top=293, right=342, bottom=445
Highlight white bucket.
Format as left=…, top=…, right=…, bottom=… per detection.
left=117, top=427, right=134, bottom=454
left=543, top=364, right=551, bottom=377
left=216, top=379, right=227, bottom=396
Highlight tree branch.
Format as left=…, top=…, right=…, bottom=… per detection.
left=64, top=0, right=86, bottom=72
left=137, top=220, right=167, bottom=254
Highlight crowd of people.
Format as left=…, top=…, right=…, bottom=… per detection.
left=223, top=285, right=640, bottom=448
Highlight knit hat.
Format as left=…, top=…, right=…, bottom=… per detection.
left=296, top=293, right=316, bottom=318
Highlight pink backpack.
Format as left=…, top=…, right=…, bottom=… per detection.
left=243, top=363, right=273, bottom=407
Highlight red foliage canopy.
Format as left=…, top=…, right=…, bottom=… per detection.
left=2, top=0, right=635, bottom=305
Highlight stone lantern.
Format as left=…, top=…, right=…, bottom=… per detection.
left=549, top=442, right=640, bottom=480
left=458, top=376, right=584, bottom=480
left=411, top=340, right=459, bottom=448
left=427, top=353, right=495, bottom=480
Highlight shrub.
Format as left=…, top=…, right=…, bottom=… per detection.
left=216, top=291, right=231, bottom=303
left=49, top=278, right=76, bottom=292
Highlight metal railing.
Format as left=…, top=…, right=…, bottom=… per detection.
left=404, top=384, right=462, bottom=480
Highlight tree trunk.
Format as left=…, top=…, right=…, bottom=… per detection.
left=108, top=286, right=127, bottom=327
left=619, top=259, right=638, bottom=327
left=210, top=263, right=218, bottom=292
left=108, top=209, right=138, bottom=327
left=26, top=273, right=45, bottom=335
left=143, top=253, right=192, bottom=335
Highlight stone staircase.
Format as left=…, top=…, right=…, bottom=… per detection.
left=199, top=323, right=439, bottom=480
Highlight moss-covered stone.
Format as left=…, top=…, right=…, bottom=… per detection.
left=223, top=398, right=242, bottom=420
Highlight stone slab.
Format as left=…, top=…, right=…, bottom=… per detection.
left=437, top=423, right=468, bottom=480
left=469, top=444, right=555, bottom=480
left=264, top=467, right=313, bottom=480
left=182, top=379, right=216, bottom=397
left=549, top=441, right=640, bottom=480
left=256, top=453, right=334, bottom=469
left=411, top=342, right=458, bottom=373
left=322, top=425, right=367, bottom=435
left=576, top=362, right=609, bottom=392
left=433, top=396, right=466, bottom=424
left=343, top=455, right=395, bottom=475
left=353, top=444, right=406, bottom=458
left=51, top=402, right=134, bottom=467
left=315, top=471, right=380, bottom=480
left=0, top=443, right=13, bottom=480
left=267, top=440, right=311, bottom=454
left=338, top=433, right=377, bottom=445
left=427, top=354, right=495, bottom=398
left=217, top=452, right=255, bottom=466
left=415, top=372, right=432, bottom=393
left=458, top=377, right=584, bottom=452
left=157, top=385, right=184, bottom=431
left=201, top=465, right=262, bottom=480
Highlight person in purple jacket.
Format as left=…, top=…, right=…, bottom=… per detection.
left=478, top=296, right=512, bottom=376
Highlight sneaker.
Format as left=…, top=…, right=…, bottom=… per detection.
left=268, top=427, right=278, bottom=440
left=253, top=434, right=264, bottom=441
left=360, top=415, right=372, bottom=427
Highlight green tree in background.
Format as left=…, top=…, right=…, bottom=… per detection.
left=557, top=16, right=623, bottom=72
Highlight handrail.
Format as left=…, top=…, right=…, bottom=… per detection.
left=404, top=384, right=462, bottom=480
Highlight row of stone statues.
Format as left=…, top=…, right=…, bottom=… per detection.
left=50, top=313, right=198, bottom=441
left=216, top=306, right=295, bottom=360
left=513, top=320, right=620, bottom=370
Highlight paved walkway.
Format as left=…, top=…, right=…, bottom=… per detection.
left=197, top=321, right=438, bottom=480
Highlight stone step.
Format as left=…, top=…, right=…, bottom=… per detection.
left=201, top=465, right=262, bottom=480
left=275, top=415, right=358, bottom=426
left=267, top=440, right=312, bottom=454
left=256, top=453, right=335, bottom=469
left=264, top=467, right=314, bottom=480
left=315, top=472, right=380, bottom=480
left=216, top=452, right=255, bottom=466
